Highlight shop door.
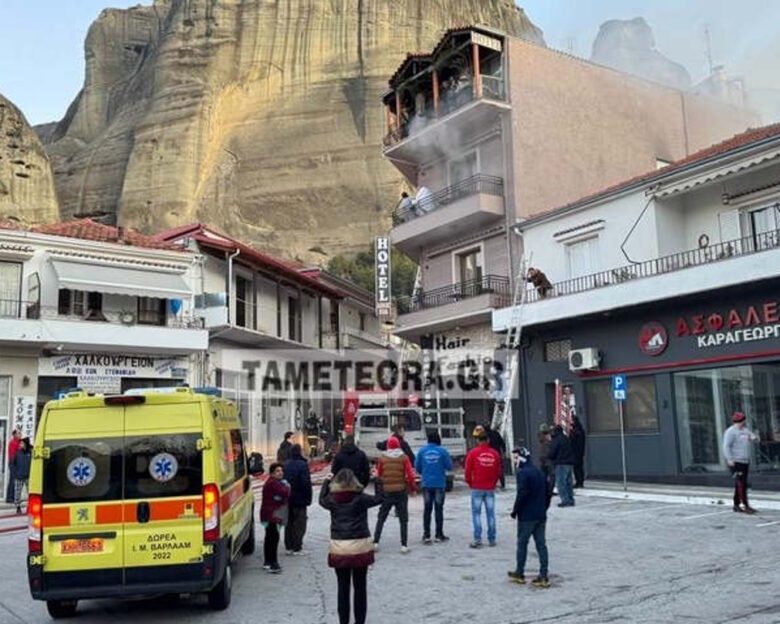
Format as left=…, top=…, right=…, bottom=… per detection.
left=122, top=402, right=204, bottom=585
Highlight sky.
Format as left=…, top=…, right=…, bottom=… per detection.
left=0, top=0, right=140, bottom=125
left=0, top=1, right=778, bottom=125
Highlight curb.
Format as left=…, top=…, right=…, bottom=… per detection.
left=576, top=487, right=780, bottom=511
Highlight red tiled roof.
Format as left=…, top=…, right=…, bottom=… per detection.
left=533, top=123, right=780, bottom=220
left=28, top=218, right=181, bottom=250
left=0, top=221, right=21, bottom=231
left=156, top=223, right=343, bottom=298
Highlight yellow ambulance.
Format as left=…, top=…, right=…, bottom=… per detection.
left=27, top=387, right=258, bottom=618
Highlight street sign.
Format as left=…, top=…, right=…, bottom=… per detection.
left=612, top=374, right=627, bottom=402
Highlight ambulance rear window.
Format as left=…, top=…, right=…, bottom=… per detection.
left=124, top=434, right=202, bottom=499
left=43, top=438, right=123, bottom=504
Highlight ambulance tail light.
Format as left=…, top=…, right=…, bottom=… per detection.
left=203, top=483, right=220, bottom=542
left=28, top=494, right=43, bottom=553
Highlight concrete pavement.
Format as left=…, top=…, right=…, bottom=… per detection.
left=0, top=479, right=778, bottom=623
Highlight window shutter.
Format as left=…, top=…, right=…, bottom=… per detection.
left=717, top=210, right=741, bottom=243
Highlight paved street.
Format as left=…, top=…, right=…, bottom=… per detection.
left=1, top=483, right=779, bottom=624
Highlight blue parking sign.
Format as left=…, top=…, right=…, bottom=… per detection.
left=612, top=374, right=627, bottom=401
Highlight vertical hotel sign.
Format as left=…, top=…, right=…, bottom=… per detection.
left=375, top=237, right=391, bottom=316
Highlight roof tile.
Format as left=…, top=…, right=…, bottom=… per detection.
left=30, top=218, right=181, bottom=251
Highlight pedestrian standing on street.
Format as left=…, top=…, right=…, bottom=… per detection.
left=723, top=411, right=760, bottom=514
left=277, top=431, right=295, bottom=463
left=415, top=431, right=453, bottom=544
left=12, top=438, right=31, bottom=514
left=376, top=426, right=415, bottom=464
left=508, top=447, right=551, bottom=588
left=485, top=422, right=507, bottom=489
left=5, top=428, right=21, bottom=503
left=283, top=444, right=312, bottom=555
left=570, top=416, right=587, bottom=488
left=331, top=435, right=371, bottom=488
left=537, top=425, right=554, bottom=492
left=260, top=463, right=290, bottom=573
left=373, top=436, right=416, bottom=553
left=548, top=425, right=575, bottom=507
left=319, top=469, right=384, bottom=624
left=464, top=426, right=502, bottom=548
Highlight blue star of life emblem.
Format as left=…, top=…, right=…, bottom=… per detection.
left=149, top=452, right=178, bottom=482
left=67, top=457, right=97, bottom=487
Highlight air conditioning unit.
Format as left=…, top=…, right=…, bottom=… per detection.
left=568, top=348, right=600, bottom=372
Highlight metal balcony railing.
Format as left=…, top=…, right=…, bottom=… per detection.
left=383, top=73, right=506, bottom=148
left=397, top=275, right=510, bottom=314
left=0, top=300, right=203, bottom=329
left=525, top=228, right=780, bottom=304
left=392, top=174, right=504, bottom=225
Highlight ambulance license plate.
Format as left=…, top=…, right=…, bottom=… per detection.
left=61, top=539, right=104, bottom=554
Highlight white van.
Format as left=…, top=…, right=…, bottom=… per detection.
left=353, top=407, right=466, bottom=462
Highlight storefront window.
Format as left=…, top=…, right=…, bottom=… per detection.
left=585, top=376, right=658, bottom=434
left=675, top=363, right=780, bottom=473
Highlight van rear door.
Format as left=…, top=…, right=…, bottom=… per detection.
left=41, top=404, right=125, bottom=586
left=122, top=400, right=204, bottom=585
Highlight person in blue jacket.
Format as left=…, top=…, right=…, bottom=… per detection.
left=508, top=447, right=551, bottom=588
left=414, top=431, right=453, bottom=544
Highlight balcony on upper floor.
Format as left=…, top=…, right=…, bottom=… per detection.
left=0, top=300, right=208, bottom=354
left=381, top=28, right=509, bottom=170
left=395, top=274, right=511, bottom=341
left=493, top=227, right=780, bottom=331
left=391, top=174, right=505, bottom=261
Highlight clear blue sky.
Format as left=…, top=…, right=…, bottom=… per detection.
left=0, top=1, right=778, bottom=125
left=0, top=0, right=139, bottom=125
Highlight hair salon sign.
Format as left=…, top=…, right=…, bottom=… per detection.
left=676, top=300, right=780, bottom=349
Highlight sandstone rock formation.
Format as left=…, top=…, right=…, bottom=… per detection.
left=43, top=0, right=542, bottom=259
left=591, top=17, right=691, bottom=90
left=0, top=94, right=59, bottom=225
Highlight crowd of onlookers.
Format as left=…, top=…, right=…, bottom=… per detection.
left=264, top=422, right=579, bottom=624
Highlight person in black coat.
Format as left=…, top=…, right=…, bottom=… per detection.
left=570, top=416, right=587, bottom=488
left=332, top=436, right=371, bottom=487
left=375, top=426, right=415, bottom=464
left=283, top=444, right=313, bottom=554
left=277, top=431, right=295, bottom=462
left=547, top=426, right=575, bottom=507
left=12, top=438, right=32, bottom=514
left=320, top=469, right=384, bottom=624
left=508, top=447, right=550, bottom=587
left=485, top=423, right=507, bottom=489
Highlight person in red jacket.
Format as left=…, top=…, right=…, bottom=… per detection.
left=260, top=463, right=290, bottom=573
left=5, top=429, right=21, bottom=504
left=464, top=426, right=502, bottom=548
left=373, top=436, right=416, bottom=553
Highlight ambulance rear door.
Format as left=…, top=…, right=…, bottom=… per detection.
left=122, top=399, right=204, bottom=586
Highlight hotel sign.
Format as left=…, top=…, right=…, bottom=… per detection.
left=375, top=237, right=391, bottom=316
left=471, top=32, right=502, bottom=53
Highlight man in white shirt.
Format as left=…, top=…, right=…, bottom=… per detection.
left=723, top=411, right=760, bottom=514
left=415, top=186, right=434, bottom=215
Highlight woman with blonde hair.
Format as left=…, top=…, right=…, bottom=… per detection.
left=319, top=468, right=384, bottom=624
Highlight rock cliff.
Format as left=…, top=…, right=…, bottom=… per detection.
left=591, top=18, right=691, bottom=90
left=0, top=94, right=59, bottom=225
left=43, top=0, right=542, bottom=259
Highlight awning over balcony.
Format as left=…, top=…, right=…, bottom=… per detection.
left=52, top=260, right=191, bottom=300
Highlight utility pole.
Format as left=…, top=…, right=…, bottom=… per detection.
left=703, top=24, right=715, bottom=76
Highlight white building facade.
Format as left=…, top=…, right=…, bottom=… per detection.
left=159, top=225, right=389, bottom=458
left=0, top=220, right=208, bottom=492
left=493, top=125, right=780, bottom=488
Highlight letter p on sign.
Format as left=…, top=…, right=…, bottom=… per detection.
left=612, top=374, right=627, bottom=401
